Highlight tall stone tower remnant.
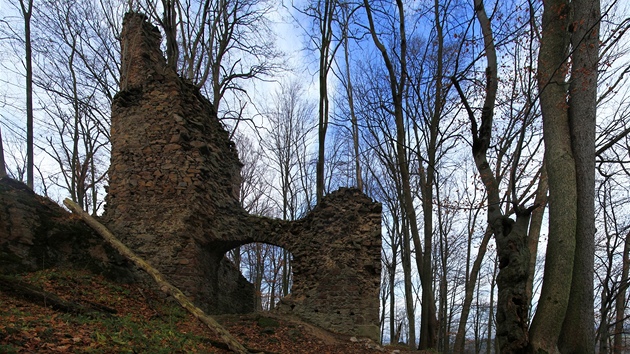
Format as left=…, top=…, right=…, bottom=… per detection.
left=104, top=12, right=382, bottom=340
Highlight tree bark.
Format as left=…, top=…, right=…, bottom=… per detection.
left=316, top=0, right=335, bottom=204
left=19, top=0, right=34, bottom=189
left=453, top=227, right=493, bottom=352
left=525, top=163, right=548, bottom=308
left=558, top=0, right=599, bottom=351
left=494, top=211, right=532, bottom=353
left=63, top=199, right=251, bottom=354
left=162, top=0, right=179, bottom=70
left=0, top=126, right=6, bottom=178
left=613, top=230, right=630, bottom=354
left=528, top=0, right=576, bottom=352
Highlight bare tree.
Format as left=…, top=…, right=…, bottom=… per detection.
left=135, top=0, right=283, bottom=138
left=450, top=0, right=546, bottom=350
left=0, top=125, right=6, bottom=178
left=29, top=0, right=121, bottom=213
left=262, top=79, right=316, bottom=221
left=361, top=0, right=444, bottom=347
left=18, top=0, right=33, bottom=189
left=335, top=1, right=363, bottom=191
left=294, top=0, right=343, bottom=203
left=251, top=79, right=316, bottom=306
left=613, top=227, right=630, bottom=354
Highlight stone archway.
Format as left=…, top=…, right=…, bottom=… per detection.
left=226, top=242, right=293, bottom=311
left=103, top=12, right=382, bottom=341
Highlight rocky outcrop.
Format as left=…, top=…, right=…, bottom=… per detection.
left=0, top=177, right=131, bottom=281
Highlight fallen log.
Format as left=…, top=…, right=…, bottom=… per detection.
left=0, top=274, right=107, bottom=316
left=63, top=199, right=252, bottom=354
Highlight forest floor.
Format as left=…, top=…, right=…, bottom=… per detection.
left=0, top=268, right=417, bottom=354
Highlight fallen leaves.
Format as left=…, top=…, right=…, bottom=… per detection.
left=0, top=268, right=413, bottom=353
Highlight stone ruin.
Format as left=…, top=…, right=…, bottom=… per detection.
left=101, top=12, right=382, bottom=340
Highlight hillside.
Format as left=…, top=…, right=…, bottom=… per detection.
left=0, top=268, right=412, bottom=354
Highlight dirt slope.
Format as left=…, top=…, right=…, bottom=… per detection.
left=0, top=268, right=414, bottom=354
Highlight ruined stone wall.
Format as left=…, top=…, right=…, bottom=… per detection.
left=0, top=178, right=132, bottom=281
left=105, top=12, right=249, bottom=310
left=253, top=188, right=383, bottom=339
left=104, top=12, right=382, bottom=340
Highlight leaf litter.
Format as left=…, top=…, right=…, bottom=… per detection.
left=0, top=268, right=414, bottom=353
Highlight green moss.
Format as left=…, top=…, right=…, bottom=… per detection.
left=256, top=316, right=279, bottom=328
left=0, top=344, right=19, bottom=354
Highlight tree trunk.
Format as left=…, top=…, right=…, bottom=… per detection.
left=162, top=0, right=179, bottom=70
left=598, top=285, right=611, bottom=353
left=487, top=258, right=498, bottom=354
left=558, top=0, right=599, bottom=351
left=401, top=218, right=416, bottom=348
left=364, top=0, right=439, bottom=348
left=63, top=199, right=251, bottom=354
left=613, top=230, right=630, bottom=354
left=341, top=18, right=362, bottom=191
left=19, top=0, right=34, bottom=189
left=525, top=163, right=548, bottom=309
left=453, top=0, right=533, bottom=350
left=494, top=211, right=532, bottom=353
left=0, top=126, right=6, bottom=178
left=418, top=167, right=438, bottom=350
left=528, top=0, right=576, bottom=352
left=389, top=239, right=398, bottom=344
left=254, top=244, right=263, bottom=312
left=453, top=227, right=493, bottom=352
left=0, top=274, right=113, bottom=316
left=316, top=0, right=334, bottom=204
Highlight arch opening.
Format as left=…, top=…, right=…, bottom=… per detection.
left=226, top=242, right=293, bottom=312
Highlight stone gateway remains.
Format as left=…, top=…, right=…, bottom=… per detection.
left=102, top=12, right=382, bottom=340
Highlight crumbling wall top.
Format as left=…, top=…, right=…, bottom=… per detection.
left=120, top=12, right=170, bottom=90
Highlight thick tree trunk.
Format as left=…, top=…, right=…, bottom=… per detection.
left=63, top=199, right=251, bottom=354
left=528, top=1, right=576, bottom=352
left=558, top=0, right=599, bottom=351
left=494, top=212, right=531, bottom=353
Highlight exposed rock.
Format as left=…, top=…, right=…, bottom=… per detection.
left=0, top=177, right=131, bottom=281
